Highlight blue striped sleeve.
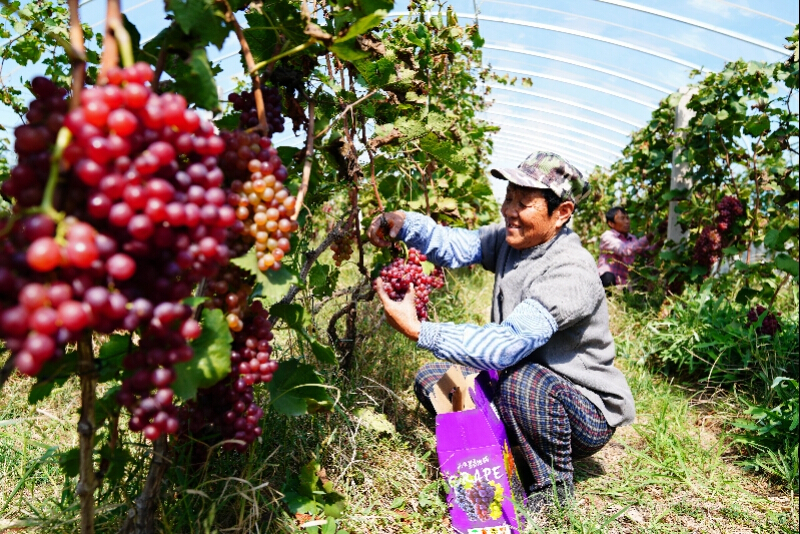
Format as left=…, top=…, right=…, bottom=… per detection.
left=416, top=298, right=558, bottom=370
left=397, top=211, right=482, bottom=268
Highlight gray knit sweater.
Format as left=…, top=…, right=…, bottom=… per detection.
left=479, top=223, right=636, bottom=427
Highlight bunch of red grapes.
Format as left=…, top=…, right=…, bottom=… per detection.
left=0, top=65, right=239, bottom=440
left=747, top=305, right=781, bottom=336
left=716, top=196, right=744, bottom=233
left=179, top=269, right=276, bottom=452
left=226, top=85, right=284, bottom=135
left=218, top=130, right=298, bottom=272
left=692, top=226, right=722, bottom=269
left=376, top=248, right=445, bottom=321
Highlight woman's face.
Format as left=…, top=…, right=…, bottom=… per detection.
left=500, top=185, right=572, bottom=249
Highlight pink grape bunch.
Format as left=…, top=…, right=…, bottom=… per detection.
left=747, top=305, right=781, bottom=336
left=716, top=196, right=744, bottom=233
left=227, top=85, right=285, bottom=135
left=692, top=226, right=722, bottom=270
left=330, top=230, right=354, bottom=266
left=176, top=267, right=275, bottom=453
left=218, top=130, right=298, bottom=272
left=376, top=248, right=445, bottom=321
left=179, top=299, right=274, bottom=452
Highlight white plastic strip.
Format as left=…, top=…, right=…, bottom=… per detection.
left=485, top=44, right=673, bottom=93
left=481, top=1, right=732, bottom=62
left=492, top=135, right=614, bottom=165
left=594, top=0, right=787, bottom=54
left=490, top=119, right=622, bottom=157
left=491, top=66, right=659, bottom=108
left=457, top=13, right=703, bottom=70
left=485, top=83, right=643, bottom=127
left=711, top=0, right=795, bottom=26
left=488, top=99, right=633, bottom=137
left=484, top=109, right=627, bottom=148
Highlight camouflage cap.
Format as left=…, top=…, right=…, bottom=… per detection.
left=490, top=151, right=590, bottom=205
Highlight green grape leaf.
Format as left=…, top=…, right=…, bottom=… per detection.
left=329, top=40, right=371, bottom=61
left=270, top=303, right=336, bottom=364
left=173, top=308, right=233, bottom=400
left=282, top=490, right=320, bottom=514
left=744, top=114, right=770, bottom=136
left=774, top=253, right=799, bottom=277
left=267, top=359, right=335, bottom=416
left=28, top=348, right=79, bottom=404
left=735, top=286, right=760, bottom=304
left=214, top=112, right=241, bottom=131
left=57, top=447, right=80, bottom=478
left=335, top=12, right=386, bottom=44
left=232, top=248, right=300, bottom=307
left=173, top=48, right=221, bottom=111
left=309, top=264, right=337, bottom=298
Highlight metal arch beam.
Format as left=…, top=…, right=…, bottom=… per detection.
left=491, top=66, right=659, bottom=108
left=484, top=45, right=673, bottom=94
left=485, top=83, right=643, bottom=128
left=487, top=99, right=634, bottom=137
left=490, top=120, right=622, bottom=158
left=457, top=13, right=703, bottom=70
left=480, top=1, right=733, bottom=62
left=484, top=110, right=627, bottom=148
left=492, top=136, right=614, bottom=166
left=594, top=0, right=787, bottom=55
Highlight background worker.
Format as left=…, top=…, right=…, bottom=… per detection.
left=597, top=207, right=651, bottom=288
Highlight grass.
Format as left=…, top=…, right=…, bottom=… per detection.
left=1, top=266, right=798, bottom=533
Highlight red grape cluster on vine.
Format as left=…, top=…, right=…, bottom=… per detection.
left=376, top=248, right=445, bottom=321
left=716, top=195, right=744, bottom=233
left=0, top=64, right=246, bottom=441
left=692, top=226, right=722, bottom=270
left=747, top=305, right=781, bottom=336
left=227, top=86, right=285, bottom=135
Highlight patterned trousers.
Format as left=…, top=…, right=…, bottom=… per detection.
left=414, top=360, right=614, bottom=492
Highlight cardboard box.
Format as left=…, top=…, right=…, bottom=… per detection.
left=432, top=367, right=523, bottom=534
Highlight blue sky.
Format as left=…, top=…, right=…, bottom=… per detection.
left=1, top=0, right=797, bottom=194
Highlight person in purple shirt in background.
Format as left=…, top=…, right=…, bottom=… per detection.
left=366, top=152, right=635, bottom=513
left=597, top=207, right=651, bottom=288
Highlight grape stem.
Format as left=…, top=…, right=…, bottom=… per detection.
left=314, top=89, right=377, bottom=140
left=98, top=0, right=121, bottom=82
left=292, top=98, right=315, bottom=222
left=40, top=127, right=73, bottom=219
left=76, top=333, right=97, bottom=534
left=67, top=0, right=86, bottom=109
left=110, top=20, right=135, bottom=68
left=250, top=39, right=317, bottom=74
left=118, top=435, right=170, bottom=534
left=218, top=0, right=268, bottom=134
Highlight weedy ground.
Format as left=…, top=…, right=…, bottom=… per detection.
left=0, top=266, right=798, bottom=533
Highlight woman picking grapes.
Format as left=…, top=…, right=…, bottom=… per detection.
left=368, top=152, right=636, bottom=511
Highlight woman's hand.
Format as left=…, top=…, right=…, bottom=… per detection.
left=367, top=211, right=405, bottom=247
left=374, top=278, right=421, bottom=341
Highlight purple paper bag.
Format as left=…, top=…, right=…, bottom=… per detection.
left=432, top=368, right=523, bottom=534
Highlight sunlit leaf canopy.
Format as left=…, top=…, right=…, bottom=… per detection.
left=0, top=0, right=796, bottom=192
